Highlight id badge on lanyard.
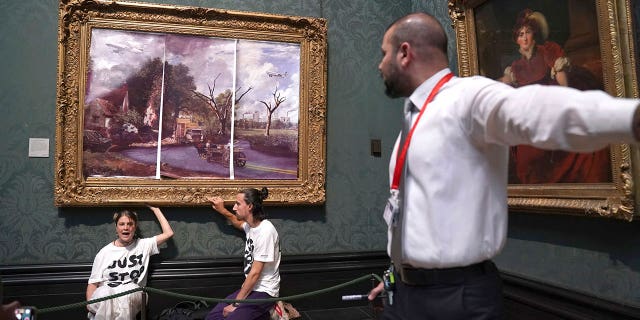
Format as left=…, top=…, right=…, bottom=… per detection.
left=387, top=189, right=401, bottom=226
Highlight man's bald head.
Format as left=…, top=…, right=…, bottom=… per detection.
left=378, top=12, right=450, bottom=97
left=386, top=13, right=448, bottom=64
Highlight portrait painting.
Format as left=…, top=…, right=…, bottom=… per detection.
left=449, top=0, right=637, bottom=218
left=472, top=0, right=610, bottom=184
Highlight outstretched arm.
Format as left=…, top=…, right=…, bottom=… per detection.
left=207, top=196, right=244, bottom=230
left=147, top=205, right=174, bottom=246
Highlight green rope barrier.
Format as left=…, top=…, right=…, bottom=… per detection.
left=38, top=273, right=383, bottom=315
left=39, top=287, right=143, bottom=314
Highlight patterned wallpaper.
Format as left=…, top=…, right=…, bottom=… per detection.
left=0, top=0, right=409, bottom=263
left=2, top=0, right=640, bottom=308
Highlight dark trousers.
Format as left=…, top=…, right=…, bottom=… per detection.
left=205, top=290, right=273, bottom=320
left=382, top=261, right=504, bottom=320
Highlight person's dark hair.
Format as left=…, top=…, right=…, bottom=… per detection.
left=113, top=209, right=142, bottom=238
left=241, top=187, right=269, bottom=221
left=387, top=13, right=448, bottom=57
left=512, top=9, right=544, bottom=44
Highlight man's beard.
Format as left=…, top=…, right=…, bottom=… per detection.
left=384, top=79, right=402, bottom=98
left=382, top=67, right=405, bottom=98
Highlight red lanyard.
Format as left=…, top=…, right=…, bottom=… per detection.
left=391, top=72, right=454, bottom=190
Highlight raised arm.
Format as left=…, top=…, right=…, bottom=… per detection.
left=147, top=205, right=174, bottom=246
left=206, top=196, right=244, bottom=230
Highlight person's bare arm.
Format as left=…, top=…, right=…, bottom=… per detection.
left=86, top=283, right=98, bottom=301
left=236, top=260, right=264, bottom=301
left=222, top=261, right=265, bottom=317
left=555, top=70, right=568, bottom=87
left=86, top=283, right=98, bottom=311
left=206, top=196, right=244, bottom=230
left=147, top=205, right=174, bottom=246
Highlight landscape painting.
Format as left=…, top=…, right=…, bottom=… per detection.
left=83, top=29, right=300, bottom=180
left=55, top=0, right=327, bottom=206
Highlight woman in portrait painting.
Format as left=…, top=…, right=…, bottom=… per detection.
left=501, top=8, right=611, bottom=184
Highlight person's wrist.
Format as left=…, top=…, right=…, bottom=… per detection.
left=232, top=302, right=240, bottom=307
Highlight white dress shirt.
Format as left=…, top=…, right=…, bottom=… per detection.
left=385, top=68, right=638, bottom=269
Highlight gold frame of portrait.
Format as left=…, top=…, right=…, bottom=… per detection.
left=54, top=0, right=327, bottom=207
left=448, top=0, right=638, bottom=220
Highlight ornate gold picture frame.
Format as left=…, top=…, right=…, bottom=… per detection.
left=449, top=0, right=637, bottom=219
left=55, top=0, right=327, bottom=206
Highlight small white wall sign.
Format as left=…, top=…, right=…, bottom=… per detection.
left=28, top=138, right=49, bottom=158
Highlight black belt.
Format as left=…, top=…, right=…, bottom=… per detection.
left=397, top=260, right=494, bottom=286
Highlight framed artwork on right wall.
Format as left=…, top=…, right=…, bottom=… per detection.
left=449, top=0, right=638, bottom=220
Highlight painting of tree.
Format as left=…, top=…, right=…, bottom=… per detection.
left=192, top=73, right=252, bottom=137
left=259, top=86, right=286, bottom=136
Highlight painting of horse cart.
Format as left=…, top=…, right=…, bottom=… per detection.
left=195, top=142, right=247, bottom=168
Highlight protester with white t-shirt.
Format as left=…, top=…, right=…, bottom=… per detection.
left=206, top=188, right=281, bottom=320
left=86, top=206, right=174, bottom=320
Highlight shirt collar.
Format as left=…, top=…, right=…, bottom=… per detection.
left=407, top=68, right=452, bottom=111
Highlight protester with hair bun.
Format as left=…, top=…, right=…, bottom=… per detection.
left=206, top=188, right=281, bottom=320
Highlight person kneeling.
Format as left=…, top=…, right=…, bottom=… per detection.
left=206, top=188, right=280, bottom=320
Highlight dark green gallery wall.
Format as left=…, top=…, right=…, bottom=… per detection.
left=0, top=0, right=410, bottom=262
left=2, top=0, right=640, bottom=309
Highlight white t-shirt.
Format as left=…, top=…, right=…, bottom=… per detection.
left=88, top=237, right=159, bottom=288
left=243, top=220, right=281, bottom=297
